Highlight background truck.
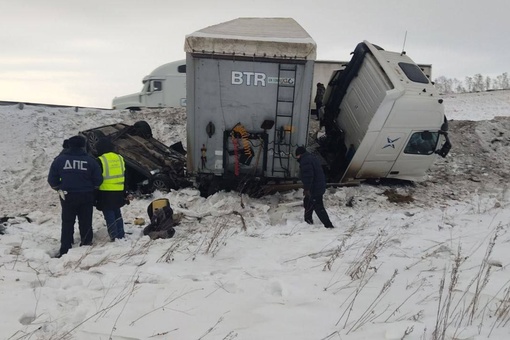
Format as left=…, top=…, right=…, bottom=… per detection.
left=112, top=60, right=186, bottom=110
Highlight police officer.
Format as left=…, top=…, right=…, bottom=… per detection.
left=95, top=138, right=127, bottom=241
left=48, top=135, right=102, bottom=257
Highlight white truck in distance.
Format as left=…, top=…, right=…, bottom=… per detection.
left=112, top=60, right=186, bottom=110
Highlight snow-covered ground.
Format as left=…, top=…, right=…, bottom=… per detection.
left=1, top=91, right=510, bottom=340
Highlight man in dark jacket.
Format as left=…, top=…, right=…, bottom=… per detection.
left=295, top=146, right=334, bottom=229
left=95, top=138, right=127, bottom=241
left=48, top=135, right=103, bottom=257
left=314, top=82, right=325, bottom=120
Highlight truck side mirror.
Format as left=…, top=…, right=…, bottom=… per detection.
left=435, top=131, right=451, bottom=158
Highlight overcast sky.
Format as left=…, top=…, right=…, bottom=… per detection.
left=1, top=0, right=508, bottom=108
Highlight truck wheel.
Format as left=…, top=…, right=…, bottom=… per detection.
left=133, top=121, right=153, bottom=139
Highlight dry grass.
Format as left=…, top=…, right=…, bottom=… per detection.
left=158, top=235, right=186, bottom=263
left=347, top=269, right=398, bottom=333
left=323, top=222, right=359, bottom=272
left=193, top=211, right=247, bottom=258
left=346, top=230, right=387, bottom=280
left=432, top=245, right=463, bottom=340
left=336, top=230, right=393, bottom=329
left=431, top=224, right=506, bottom=340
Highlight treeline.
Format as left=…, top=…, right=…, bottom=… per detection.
left=433, top=72, right=509, bottom=94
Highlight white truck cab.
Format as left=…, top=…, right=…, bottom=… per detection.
left=320, top=41, right=450, bottom=184
left=112, top=60, right=186, bottom=110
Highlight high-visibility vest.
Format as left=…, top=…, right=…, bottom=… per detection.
left=99, top=152, right=125, bottom=191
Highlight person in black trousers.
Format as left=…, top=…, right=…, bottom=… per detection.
left=48, top=135, right=103, bottom=257
left=94, top=138, right=127, bottom=241
left=295, top=146, right=334, bottom=229
left=314, top=82, right=325, bottom=120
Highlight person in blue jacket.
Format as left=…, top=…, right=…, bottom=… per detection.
left=295, top=146, right=334, bottom=229
left=48, top=135, right=102, bottom=257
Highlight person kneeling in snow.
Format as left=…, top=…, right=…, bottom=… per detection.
left=143, top=199, right=177, bottom=240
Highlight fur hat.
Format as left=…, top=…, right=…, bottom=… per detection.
left=68, top=135, right=86, bottom=148
left=295, top=146, right=307, bottom=157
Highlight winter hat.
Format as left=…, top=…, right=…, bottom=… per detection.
left=96, top=137, right=115, bottom=155
left=295, top=146, right=307, bottom=157
left=62, top=139, right=69, bottom=149
left=68, top=135, right=86, bottom=148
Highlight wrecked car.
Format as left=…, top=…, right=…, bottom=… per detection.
left=80, top=121, right=189, bottom=193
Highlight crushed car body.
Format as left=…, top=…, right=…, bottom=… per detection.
left=80, top=121, right=190, bottom=193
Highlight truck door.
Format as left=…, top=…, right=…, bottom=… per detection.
left=387, top=130, right=440, bottom=181
left=351, top=131, right=407, bottom=180
left=146, top=80, right=165, bottom=108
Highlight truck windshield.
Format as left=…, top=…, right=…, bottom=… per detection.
left=404, top=131, right=439, bottom=155
left=398, top=62, right=429, bottom=84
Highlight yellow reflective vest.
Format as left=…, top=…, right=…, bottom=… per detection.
left=99, top=152, right=125, bottom=191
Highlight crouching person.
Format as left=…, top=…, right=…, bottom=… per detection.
left=95, top=138, right=127, bottom=241
left=143, top=199, right=176, bottom=240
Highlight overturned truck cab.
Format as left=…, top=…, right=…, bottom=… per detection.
left=319, top=41, right=451, bottom=184
left=184, top=18, right=316, bottom=196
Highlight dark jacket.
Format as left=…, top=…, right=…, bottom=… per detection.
left=298, top=152, right=326, bottom=196
left=95, top=190, right=126, bottom=211
left=48, top=147, right=103, bottom=192
left=314, top=84, right=325, bottom=104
